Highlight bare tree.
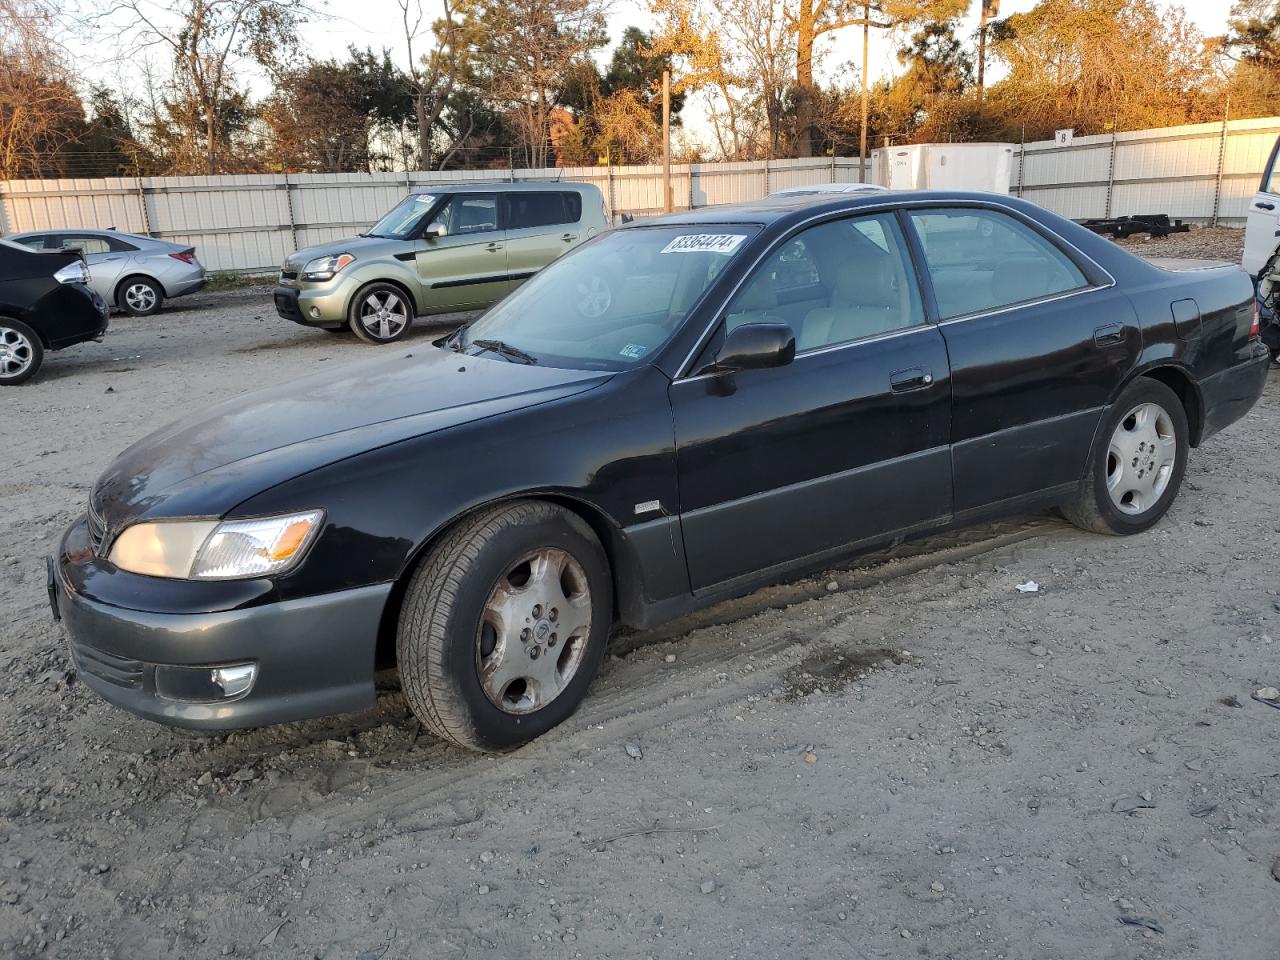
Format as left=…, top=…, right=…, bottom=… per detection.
left=396, top=0, right=464, bottom=169
left=104, top=0, right=312, bottom=173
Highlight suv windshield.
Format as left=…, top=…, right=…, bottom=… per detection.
left=456, top=225, right=759, bottom=370
left=367, top=193, right=439, bottom=239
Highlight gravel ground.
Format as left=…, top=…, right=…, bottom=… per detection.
left=1116, top=226, right=1245, bottom=263
left=2, top=275, right=1279, bottom=960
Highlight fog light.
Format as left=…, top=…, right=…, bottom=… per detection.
left=309, top=307, right=321, bottom=318
left=154, top=663, right=257, bottom=703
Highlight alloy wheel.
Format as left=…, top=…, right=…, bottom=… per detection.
left=125, top=282, right=157, bottom=313
left=359, top=291, right=409, bottom=340
left=1105, top=401, right=1176, bottom=515
left=0, top=326, right=34, bottom=379
left=476, top=548, right=593, bottom=715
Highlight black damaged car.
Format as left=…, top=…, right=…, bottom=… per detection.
left=50, top=191, right=1271, bottom=750
left=0, top=237, right=109, bottom=385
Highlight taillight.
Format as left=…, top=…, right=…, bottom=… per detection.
left=169, top=250, right=196, bottom=264
left=1251, top=299, right=1262, bottom=340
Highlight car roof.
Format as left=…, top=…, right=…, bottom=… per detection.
left=11, top=227, right=153, bottom=241
left=411, top=181, right=601, bottom=196
left=770, top=183, right=889, bottom=195
left=628, top=189, right=1031, bottom=227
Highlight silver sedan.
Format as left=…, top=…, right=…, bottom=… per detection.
left=6, top=229, right=207, bottom=316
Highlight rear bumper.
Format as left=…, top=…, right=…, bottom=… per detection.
left=51, top=518, right=390, bottom=729
left=1200, top=343, right=1272, bottom=443
left=167, top=273, right=208, bottom=298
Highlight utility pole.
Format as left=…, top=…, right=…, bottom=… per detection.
left=977, top=0, right=998, bottom=101
left=859, top=1, right=869, bottom=182
left=662, top=70, right=673, bottom=213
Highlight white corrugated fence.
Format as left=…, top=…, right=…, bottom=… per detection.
left=1, top=118, right=1275, bottom=273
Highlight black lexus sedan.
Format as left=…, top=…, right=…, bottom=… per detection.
left=1, top=238, right=109, bottom=385
left=51, top=191, right=1271, bottom=751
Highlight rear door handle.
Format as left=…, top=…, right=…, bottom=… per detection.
left=1093, top=323, right=1125, bottom=347
left=485, top=242, right=503, bottom=252
left=890, top=366, right=934, bottom=392
left=1257, top=201, right=1276, bottom=211
left=561, top=233, right=578, bottom=242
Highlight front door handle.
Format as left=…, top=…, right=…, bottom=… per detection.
left=485, top=242, right=503, bottom=252
left=890, top=366, right=934, bottom=392
left=1093, top=323, right=1125, bottom=347
left=1257, top=201, right=1276, bottom=211
left=561, top=232, right=578, bottom=243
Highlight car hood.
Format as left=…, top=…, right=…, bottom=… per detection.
left=284, top=235, right=401, bottom=271
left=93, top=347, right=611, bottom=528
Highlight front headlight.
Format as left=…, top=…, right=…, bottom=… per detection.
left=300, top=253, right=355, bottom=282
left=54, top=260, right=91, bottom=285
left=108, top=511, right=324, bottom=580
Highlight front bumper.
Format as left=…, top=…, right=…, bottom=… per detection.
left=50, top=518, right=391, bottom=729
left=273, top=280, right=352, bottom=328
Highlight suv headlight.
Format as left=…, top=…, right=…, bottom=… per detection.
left=108, top=511, right=324, bottom=580
left=300, top=253, right=355, bottom=282
left=54, top=260, right=91, bottom=284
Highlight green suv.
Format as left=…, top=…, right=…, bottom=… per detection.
left=273, top=182, right=608, bottom=344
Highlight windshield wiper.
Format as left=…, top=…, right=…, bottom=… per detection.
left=470, top=338, right=538, bottom=365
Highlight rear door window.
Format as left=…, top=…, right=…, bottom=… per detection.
left=506, top=192, right=577, bottom=229
left=907, top=208, right=1088, bottom=319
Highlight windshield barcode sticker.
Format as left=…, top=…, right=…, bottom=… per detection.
left=660, top=234, right=747, bottom=255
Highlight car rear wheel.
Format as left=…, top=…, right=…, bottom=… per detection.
left=0, top=319, right=43, bottom=386
left=1062, top=378, right=1188, bottom=535
left=349, top=283, right=413, bottom=344
left=118, top=276, right=163, bottom=317
left=397, top=500, right=612, bottom=752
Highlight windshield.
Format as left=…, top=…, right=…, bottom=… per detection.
left=455, top=225, right=759, bottom=370
left=367, top=193, right=438, bottom=239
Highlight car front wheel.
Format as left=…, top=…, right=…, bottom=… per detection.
left=349, top=283, right=413, bottom=344
left=119, top=276, right=163, bottom=316
left=0, top=319, right=43, bottom=385
left=397, top=500, right=613, bottom=752
left=1062, top=377, right=1188, bottom=535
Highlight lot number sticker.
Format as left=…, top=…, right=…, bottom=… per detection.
left=661, top=234, right=747, bottom=255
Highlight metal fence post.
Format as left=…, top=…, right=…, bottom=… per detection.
left=136, top=174, right=152, bottom=236
left=606, top=155, right=616, bottom=224
left=1211, top=113, right=1229, bottom=228
left=1104, top=128, right=1118, bottom=219
left=1017, top=128, right=1025, bottom=198
left=282, top=170, right=298, bottom=251
left=689, top=163, right=696, bottom=210
left=762, top=157, right=770, bottom=198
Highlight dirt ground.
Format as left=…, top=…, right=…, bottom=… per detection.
left=3, top=231, right=1280, bottom=959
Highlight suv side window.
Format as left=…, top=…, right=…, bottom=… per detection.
left=725, top=212, right=924, bottom=352
left=907, top=208, right=1088, bottom=319
left=507, top=192, right=578, bottom=229
left=434, top=194, right=499, bottom=235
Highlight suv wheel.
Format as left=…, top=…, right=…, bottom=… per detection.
left=350, top=283, right=413, bottom=344
left=0, top=320, right=43, bottom=385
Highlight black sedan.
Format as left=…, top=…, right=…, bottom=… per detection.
left=0, top=238, right=109, bottom=384
left=51, top=191, right=1271, bottom=751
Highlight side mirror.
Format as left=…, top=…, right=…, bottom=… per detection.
left=712, top=322, right=796, bottom=373
left=424, top=222, right=447, bottom=239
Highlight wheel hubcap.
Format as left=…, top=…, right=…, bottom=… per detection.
left=0, top=327, right=33, bottom=377
left=477, top=548, right=592, bottom=715
left=126, top=283, right=156, bottom=311
left=361, top=292, right=408, bottom=340
left=1106, top=401, right=1176, bottom=515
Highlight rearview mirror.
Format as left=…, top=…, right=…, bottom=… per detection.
left=424, top=222, right=447, bottom=239
left=712, top=322, right=796, bottom=373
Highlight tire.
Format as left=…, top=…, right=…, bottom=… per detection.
left=0, top=319, right=43, bottom=386
left=397, top=500, right=613, bottom=752
left=118, top=276, right=163, bottom=317
left=1061, top=378, right=1188, bottom=536
left=349, top=282, right=414, bottom=344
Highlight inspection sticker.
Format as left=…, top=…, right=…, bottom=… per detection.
left=660, top=233, right=747, bottom=255
left=619, top=342, right=647, bottom=359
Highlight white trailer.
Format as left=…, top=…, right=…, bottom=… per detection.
left=871, top=143, right=1015, bottom=194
